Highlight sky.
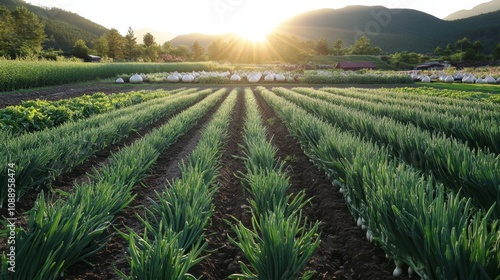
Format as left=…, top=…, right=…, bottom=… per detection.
left=24, top=0, right=491, bottom=40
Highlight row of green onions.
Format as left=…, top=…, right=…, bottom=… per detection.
left=292, top=87, right=500, bottom=154
left=1, top=89, right=226, bottom=279
left=116, top=89, right=237, bottom=279
left=322, top=87, right=500, bottom=122
left=228, top=88, right=320, bottom=279
left=257, top=86, right=499, bottom=279
left=0, top=88, right=208, bottom=206
left=271, top=87, right=500, bottom=219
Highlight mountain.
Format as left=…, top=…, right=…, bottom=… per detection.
left=275, top=6, right=500, bottom=53
left=134, top=27, right=176, bottom=45
left=444, top=0, right=500, bottom=20
left=0, top=0, right=109, bottom=51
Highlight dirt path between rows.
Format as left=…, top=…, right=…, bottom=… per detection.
left=190, top=89, right=249, bottom=279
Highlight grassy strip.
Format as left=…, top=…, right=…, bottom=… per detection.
left=0, top=88, right=209, bottom=206
left=257, top=86, right=499, bottom=280
left=271, top=87, right=500, bottom=219
left=0, top=88, right=227, bottom=279
left=228, top=88, right=320, bottom=279
left=116, top=89, right=238, bottom=279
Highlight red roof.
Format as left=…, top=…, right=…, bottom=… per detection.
left=335, top=61, right=376, bottom=70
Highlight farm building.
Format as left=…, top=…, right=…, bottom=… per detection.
left=415, top=62, right=450, bottom=70
left=334, top=61, right=376, bottom=71
left=84, top=55, right=101, bottom=62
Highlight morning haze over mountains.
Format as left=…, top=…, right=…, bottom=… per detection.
left=2, top=0, right=500, bottom=54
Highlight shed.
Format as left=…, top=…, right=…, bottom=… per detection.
left=84, top=55, right=101, bottom=62
left=415, top=62, right=450, bottom=70
left=334, top=61, right=376, bottom=71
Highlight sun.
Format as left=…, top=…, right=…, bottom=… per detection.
left=236, top=24, right=274, bottom=43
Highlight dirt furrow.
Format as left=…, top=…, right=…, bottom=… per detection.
left=190, top=90, right=250, bottom=279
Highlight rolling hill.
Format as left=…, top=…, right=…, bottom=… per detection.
left=444, top=0, right=500, bottom=20
left=167, top=6, right=500, bottom=54
left=0, top=0, right=109, bottom=51
left=274, top=5, right=500, bottom=53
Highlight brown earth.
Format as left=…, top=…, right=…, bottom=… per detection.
left=1, top=84, right=411, bottom=280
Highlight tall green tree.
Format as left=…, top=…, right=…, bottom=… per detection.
left=72, top=39, right=89, bottom=59
left=493, top=44, right=500, bottom=61
left=331, top=39, right=345, bottom=55
left=124, top=27, right=138, bottom=61
left=348, top=36, right=381, bottom=55
left=171, top=45, right=191, bottom=60
left=315, top=37, right=330, bottom=55
left=6, top=6, right=45, bottom=58
left=191, top=41, right=205, bottom=61
left=207, top=39, right=225, bottom=61
left=0, top=7, right=15, bottom=57
left=143, top=32, right=156, bottom=48
left=92, top=35, right=108, bottom=57
left=106, top=28, right=124, bottom=60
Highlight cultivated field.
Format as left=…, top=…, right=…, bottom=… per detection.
left=1, top=83, right=499, bottom=280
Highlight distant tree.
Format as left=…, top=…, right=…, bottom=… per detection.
left=143, top=32, right=156, bottom=48
left=72, top=39, right=89, bottom=59
left=349, top=36, right=381, bottom=55
left=171, top=45, right=191, bottom=60
left=124, top=27, right=138, bottom=61
left=434, top=46, right=443, bottom=56
left=282, top=36, right=310, bottom=63
left=0, top=7, right=15, bottom=57
left=455, top=37, right=472, bottom=52
left=472, top=40, right=483, bottom=54
left=493, top=44, right=500, bottom=60
left=303, top=39, right=315, bottom=53
left=92, top=35, right=108, bottom=57
left=8, top=6, right=45, bottom=58
left=191, top=41, right=205, bottom=61
left=161, top=41, right=174, bottom=54
left=315, top=37, right=330, bottom=55
left=207, top=39, right=225, bottom=61
left=106, top=28, right=124, bottom=60
left=390, top=51, right=428, bottom=67
left=332, top=39, right=345, bottom=55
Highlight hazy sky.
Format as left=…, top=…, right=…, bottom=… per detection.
left=24, top=0, right=491, bottom=37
